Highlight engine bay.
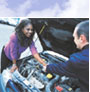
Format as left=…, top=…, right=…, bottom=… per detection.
left=7, top=51, right=80, bottom=92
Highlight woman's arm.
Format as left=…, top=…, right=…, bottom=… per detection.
left=9, top=33, right=18, bottom=72
left=30, top=41, right=46, bottom=66
left=33, top=53, right=47, bottom=66
left=10, top=59, right=18, bottom=72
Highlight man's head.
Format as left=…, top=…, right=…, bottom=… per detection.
left=73, top=20, right=89, bottom=49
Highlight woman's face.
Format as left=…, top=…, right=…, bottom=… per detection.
left=22, top=24, right=33, bottom=38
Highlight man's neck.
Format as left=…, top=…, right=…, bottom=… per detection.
left=81, top=42, right=89, bottom=49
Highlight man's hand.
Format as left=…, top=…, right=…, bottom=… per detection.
left=42, top=65, right=47, bottom=72
left=10, top=64, right=18, bottom=73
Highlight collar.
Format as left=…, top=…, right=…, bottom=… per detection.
left=82, top=44, right=89, bottom=50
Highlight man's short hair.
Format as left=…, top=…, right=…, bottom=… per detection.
left=76, top=20, right=89, bottom=42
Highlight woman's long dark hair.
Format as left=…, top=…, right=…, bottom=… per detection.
left=15, top=19, right=35, bottom=46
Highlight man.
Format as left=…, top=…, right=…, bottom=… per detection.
left=43, top=20, right=89, bottom=92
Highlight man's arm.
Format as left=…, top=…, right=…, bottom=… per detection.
left=45, top=54, right=78, bottom=78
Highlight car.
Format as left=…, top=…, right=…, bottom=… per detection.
left=0, top=18, right=19, bottom=26
left=1, top=18, right=88, bottom=92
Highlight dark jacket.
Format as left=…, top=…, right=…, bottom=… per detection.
left=46, top=45, right=89, bottom=92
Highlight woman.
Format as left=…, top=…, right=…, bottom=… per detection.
left=1, top=18, right=46, bottom=73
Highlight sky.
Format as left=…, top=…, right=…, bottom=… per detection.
left=0, top=0, right=89, bottom=17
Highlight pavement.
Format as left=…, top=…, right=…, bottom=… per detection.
left=0, top=24, right=14, bottom=72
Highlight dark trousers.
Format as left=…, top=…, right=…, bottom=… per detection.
left=1, top=46, right=12, bottom=73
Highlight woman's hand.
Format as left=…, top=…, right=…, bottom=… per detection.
left=42, top=61, right=47, bottom=66
left=10, top=64, right=18, bottom=73
left=33, top=53, right=47, bottom=66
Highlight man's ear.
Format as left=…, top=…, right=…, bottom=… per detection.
left=80, top=34, right=87, bottom=43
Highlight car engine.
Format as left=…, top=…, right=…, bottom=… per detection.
left=8, top=51, right=80, bottom=92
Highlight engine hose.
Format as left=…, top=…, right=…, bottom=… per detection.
left=6, top=79, right=20, bottom=92
left=45, top=75, right=59, bottom=92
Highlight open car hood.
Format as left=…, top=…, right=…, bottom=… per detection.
left=31, top=18, right=88, bottom=57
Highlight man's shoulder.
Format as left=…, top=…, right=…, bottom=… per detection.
left=70, top=50, right=89, bottom=63
left=72, top=48, right=89, bottom=57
